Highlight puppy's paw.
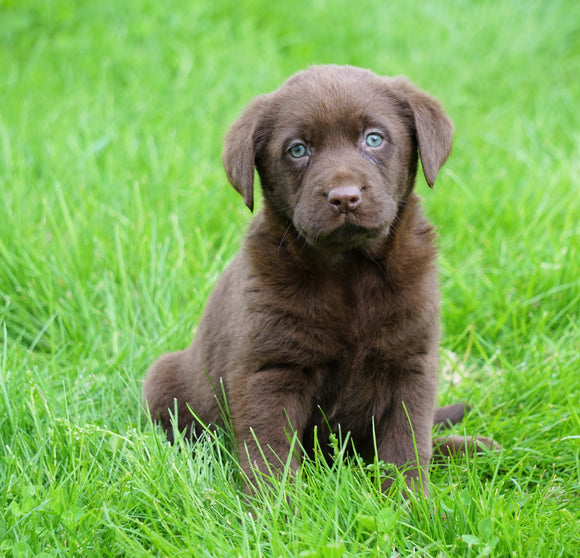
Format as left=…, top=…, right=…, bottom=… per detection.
left=432, top=434, right=501, bottom=460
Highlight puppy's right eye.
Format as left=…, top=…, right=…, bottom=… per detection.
left=289, top=143, right=308, bottom=159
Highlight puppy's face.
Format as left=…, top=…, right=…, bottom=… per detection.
left=223, top=65, right=453, bottom=253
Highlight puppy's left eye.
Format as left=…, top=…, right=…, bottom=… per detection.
left=289, top=143, right=308, bottom=158
left=365, top=133, right=383, bottom=148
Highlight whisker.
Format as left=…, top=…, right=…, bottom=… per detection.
left=278, top=222, right=295, bottom=253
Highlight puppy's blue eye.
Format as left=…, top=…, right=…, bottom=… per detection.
left=365, top=133, right=383, bottom=148
left=289, top=143, right=308, bottom=158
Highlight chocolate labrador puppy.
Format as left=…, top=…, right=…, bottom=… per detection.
left=144, top=65, right=495, bottom=493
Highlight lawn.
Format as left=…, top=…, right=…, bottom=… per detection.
left=1, top=0, right=579, bottom=556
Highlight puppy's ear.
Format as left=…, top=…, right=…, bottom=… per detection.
left=390, top=78, right=454, bottom=187
left=222, top=94, right=270, bottom=212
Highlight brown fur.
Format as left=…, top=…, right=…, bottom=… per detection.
left=143, top=65, right=497, bottom=494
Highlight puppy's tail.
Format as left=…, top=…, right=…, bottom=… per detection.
left=433, top=403, right=470, bottom=428
left=432, top=402, right=501, bottom=458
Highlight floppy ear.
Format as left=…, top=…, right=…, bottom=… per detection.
left=221, top=94, right=270, bottom=212
left=389, top=77, right=454, bottom=187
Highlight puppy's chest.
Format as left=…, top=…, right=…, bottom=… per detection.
left=248, top=253, right=432, bottom=370
left=299, top=265, right=404, bottom=348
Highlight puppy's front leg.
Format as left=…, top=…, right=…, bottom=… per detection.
left=376, top=377, right=437, bottom=496
left=229, top=366, right=314, bottom=491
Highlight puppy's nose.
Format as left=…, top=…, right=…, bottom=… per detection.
left=327, top=185, right=362, bottom=212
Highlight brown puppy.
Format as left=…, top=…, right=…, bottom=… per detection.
left=144, top=65, right=494, bottom=493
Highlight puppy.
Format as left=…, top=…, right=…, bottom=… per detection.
left=144, top=65, right=495, bottom=493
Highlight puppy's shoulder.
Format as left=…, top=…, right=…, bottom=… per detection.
left=384, top=194, right=438, bottom=286
left=243, top=209, right=300, bottom=272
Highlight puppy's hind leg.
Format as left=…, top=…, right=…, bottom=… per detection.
left=143, top=350, right=209, bottom=443
left=432, top=403, right=500, bottom=458
left=432, top=434, right=501, bottom=459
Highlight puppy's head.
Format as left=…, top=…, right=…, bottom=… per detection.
left=222, top=65, right=453, bottom=253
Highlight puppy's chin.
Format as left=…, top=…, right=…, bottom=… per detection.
left=299, top=222, right=389, bottom=254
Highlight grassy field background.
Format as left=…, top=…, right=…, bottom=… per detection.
left=1, top=0, right=579, bottom=556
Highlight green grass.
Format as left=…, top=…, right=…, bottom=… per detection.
left=1, top=0, right=579, bottom=555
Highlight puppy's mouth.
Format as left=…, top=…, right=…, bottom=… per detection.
left=300, top=222, right=387, bottom=251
